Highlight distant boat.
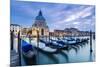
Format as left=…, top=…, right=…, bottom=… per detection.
left=42, top=39, right=67, bottom=49
left=50, top=38, right=75, bottom=45
left=50, top=37, right=88, bottom=46
left=63, top=37, right=75, bottom=41
left=46, top=42, right=65, bottom=49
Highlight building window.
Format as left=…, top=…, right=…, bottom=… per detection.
left=41, top=29, right=44, bottom=36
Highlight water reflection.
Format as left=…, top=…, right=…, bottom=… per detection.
left=12, top=36, right=95, bottom=65
left=37, top=48, right=59, bottom=64
left=58, top=50, right=69, bottom=62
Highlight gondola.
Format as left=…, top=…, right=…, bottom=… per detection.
left=31, top=39, right=58, bottom=53
left=22, top=45, right=36, bottom=58
left=22, top=40, right=36, bottom=58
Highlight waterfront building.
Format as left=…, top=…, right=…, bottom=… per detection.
left=21, top=27, right=29, bottom=36
left=64, top=28, right=79, bottom=36
left=10, top=24, right=21, bottom=36
left=54, top=30, right=71, bottom=37
left=53, top=28, right=90, bottom=37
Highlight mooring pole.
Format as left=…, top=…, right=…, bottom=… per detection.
left=36, top=30, right=39, bottom=64
left=18, top=31, right=21, bottom=66
left=49, top=32, right=50, bottom=42
left=90, top=30, right=93, bottom=61
left=29, top=34, right=31, bottom=44
left=10, top=30, right=14, bottom=50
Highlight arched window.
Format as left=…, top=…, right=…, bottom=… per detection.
left=41, top=29, right=44, bottom=36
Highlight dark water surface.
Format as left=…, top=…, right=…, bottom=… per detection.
left=13, top=36, right=95, bottom=66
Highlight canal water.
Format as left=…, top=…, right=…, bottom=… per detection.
left=13, top=36, right=95, bottom=66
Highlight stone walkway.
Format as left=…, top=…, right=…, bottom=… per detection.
left=10, top=50, right=19, bottom=66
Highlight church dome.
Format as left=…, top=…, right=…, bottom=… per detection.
left=32, top=10, right=49, bottom=29
left=35, top=10, right=45, bottom=21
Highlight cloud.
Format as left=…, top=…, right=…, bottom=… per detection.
left=11, top=1, right=95, bottom=31
left=51, top=5, right=95, bottom=31
left=64, top=6, right=94, bottom=22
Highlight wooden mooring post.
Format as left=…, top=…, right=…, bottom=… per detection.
left=18, top=31, right=21, bottom=66
left=10, top=30, right=14, bottom=50
left=36, top=30, right=39, bottom=64
left=90, top=30, right=93, bottom=61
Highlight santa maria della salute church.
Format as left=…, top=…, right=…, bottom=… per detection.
left=10, top=10, right=50, bottom=37
left=19, top=10, right=49, bottom=37
left=31, top=10, right=49, bottom=37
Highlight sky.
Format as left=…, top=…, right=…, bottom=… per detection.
left=11, top=0, right=95, bottom=32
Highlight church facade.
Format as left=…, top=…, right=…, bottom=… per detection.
left=31, top=10, right=49, bottom=37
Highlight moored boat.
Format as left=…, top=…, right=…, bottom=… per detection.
left=22, top=45, right=36, bottom=58
left=21, top=40, right=36, bottom=58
